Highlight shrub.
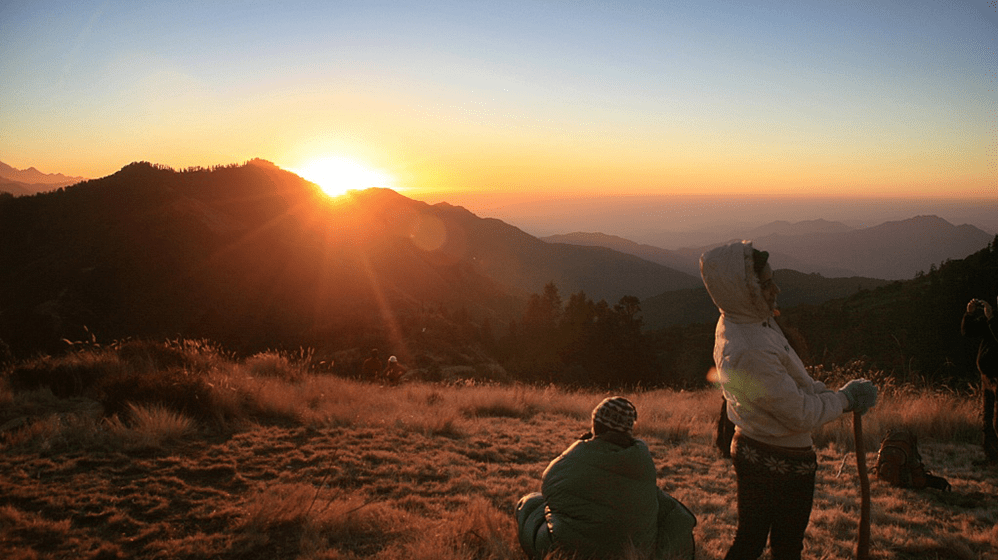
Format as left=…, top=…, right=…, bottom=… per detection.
left=243, top=350, right=310, bottom=382
left=7, top=350, right=126, bottom=397
left=113, top=338, right=228, bottom=375
left=98, top=366, right=215, bottom=420
left=3, top=339, right=229, bottom=402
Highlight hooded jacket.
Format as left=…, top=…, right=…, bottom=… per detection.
left=700, top=241, right=849, bottom=448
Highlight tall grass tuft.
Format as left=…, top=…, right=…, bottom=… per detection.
left=104, top=402, right=195, bottom=450
left=243, top=349, right=312, bottom=383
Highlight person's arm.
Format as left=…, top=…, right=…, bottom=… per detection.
left=811, top=379, right=834, bottom=394
left=727, top=348, right=848, bottom=433
left=962, top=312, right=983, bottom=338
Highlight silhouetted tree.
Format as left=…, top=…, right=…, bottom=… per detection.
left=499, top=284, right=659, bottom=387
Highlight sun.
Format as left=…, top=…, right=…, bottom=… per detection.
left=296, top=156, right=395, bottom=197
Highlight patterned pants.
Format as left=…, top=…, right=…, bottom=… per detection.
left=724, top=433, right=818, bottom=560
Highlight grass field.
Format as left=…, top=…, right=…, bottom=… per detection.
left=0, top=343, right=995, bottom=559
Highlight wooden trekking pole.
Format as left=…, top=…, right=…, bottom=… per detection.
left=854, top=411, right=871, bottom=560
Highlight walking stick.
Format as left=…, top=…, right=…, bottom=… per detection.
left=854, top=411, right=871, bottom=560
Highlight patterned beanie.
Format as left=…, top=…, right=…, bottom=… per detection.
left=591, top=396, right=638, bottom=434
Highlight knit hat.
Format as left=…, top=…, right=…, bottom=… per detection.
left=591, top=396, right=637, bottom=434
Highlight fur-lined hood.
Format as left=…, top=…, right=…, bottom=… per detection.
left=699, top=241, right=772, bottom=324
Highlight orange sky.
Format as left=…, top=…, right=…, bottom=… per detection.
left=1, top=1, right=994, bottom=201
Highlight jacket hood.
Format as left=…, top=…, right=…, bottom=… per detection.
left=699, top=241, right=772, bottom=324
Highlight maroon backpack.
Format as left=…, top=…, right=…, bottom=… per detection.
left=872, top=429, right=951, bottom=491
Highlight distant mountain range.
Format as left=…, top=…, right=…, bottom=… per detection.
left=539, top=232, right=698, bottom=278
left=0, top=159, right=696, bottom=356
left=0, top=160, right=87, bottom=196
left=546, top=215, right=993, bottom=281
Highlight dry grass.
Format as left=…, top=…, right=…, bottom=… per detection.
left=0, top=354, right=995, bottom=560
left=104, top=403, right=196, bottom=450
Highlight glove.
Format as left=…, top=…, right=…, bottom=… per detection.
left=839, top=378, right=878, bottom=414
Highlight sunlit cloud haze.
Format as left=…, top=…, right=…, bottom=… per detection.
left=1, top=0, right=995, bottom=227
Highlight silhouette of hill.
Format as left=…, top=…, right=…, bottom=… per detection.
left=0, top=159, right=697, bottom=358
left=0, top=161, right=509, bottom=356
left=640, top=269, right=892, bottom=330
left=351, top=190, right=700, bottom=302
left=667, top=216, right=992, bottom=280
left=751, top=215, right=993, bottom=280
left=540, top=232, right=698, bottom=276
left=0, top=178, right=37, bottom=197
left=778, top=238, right=998, bottom=380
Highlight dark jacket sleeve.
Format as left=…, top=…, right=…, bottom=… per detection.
left=964, top=312, right=998, bottom=375
left=962, top=312, right=991, bottom=339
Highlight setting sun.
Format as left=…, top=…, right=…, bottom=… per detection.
left=296, top=156, right=395, bottom=197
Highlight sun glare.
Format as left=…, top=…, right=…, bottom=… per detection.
left=297, top=156, right=395, bottom=197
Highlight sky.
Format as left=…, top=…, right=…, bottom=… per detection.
left=2, top=0, right=996, bottom=215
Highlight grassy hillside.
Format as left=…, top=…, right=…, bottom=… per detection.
left=1, top=341, right=994, bottom=559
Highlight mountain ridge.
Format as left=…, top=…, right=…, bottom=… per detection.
left=548, top=215, right=992, bottom=281
left=640, top=268, right=893, bottom=330
left=540, top=232, right=698, bottom=276
left=0, top=160, right=697, bottom=357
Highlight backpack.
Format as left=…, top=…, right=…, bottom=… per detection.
left=872, top=429, right=951, bottom=491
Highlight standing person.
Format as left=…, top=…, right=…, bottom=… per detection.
left=515, top=396, right=697, bottom=560
left=361, top=349, right=382, bottom=382
left=962, top=297, right=998, bottom=463
left=699, top=241, right=877, bottom=560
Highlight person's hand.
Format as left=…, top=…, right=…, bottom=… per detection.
left=839, top=378, right=878, bottom=415
left=968, top=299, right=995, bottom=320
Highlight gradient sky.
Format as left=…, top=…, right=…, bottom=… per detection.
left=2, top=0, right=995, bottom=200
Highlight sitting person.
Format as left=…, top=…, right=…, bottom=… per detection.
left=361, top=348, right=382, bottom=382
left=515, top=396, right=697, bottom=560
left=383, top=355, right=405, bottom=385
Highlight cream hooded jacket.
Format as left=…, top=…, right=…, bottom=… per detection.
left=700, top=241, right=849, bottom=448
